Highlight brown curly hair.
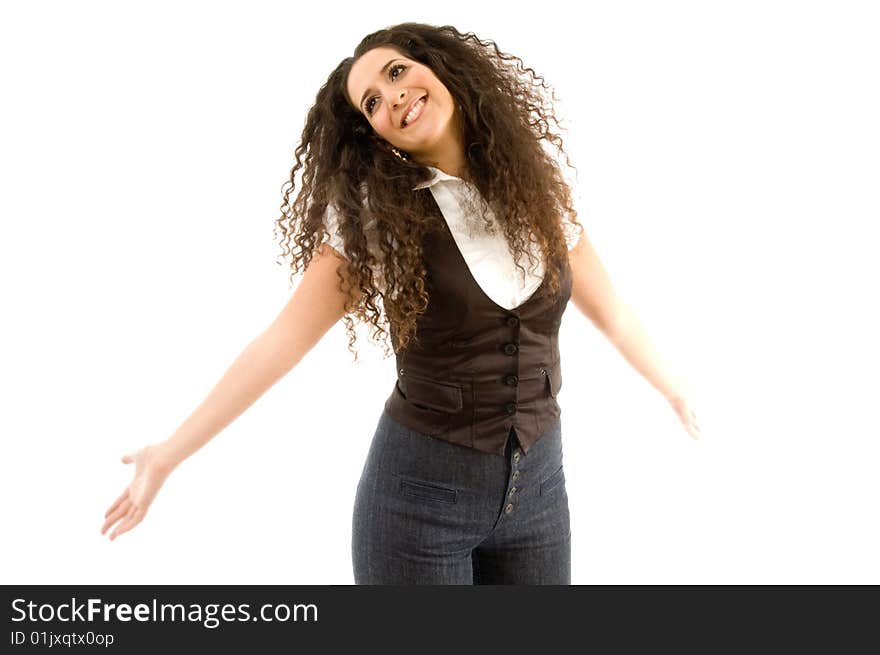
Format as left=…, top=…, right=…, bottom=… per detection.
left=273, top=22, right=583, bottom=362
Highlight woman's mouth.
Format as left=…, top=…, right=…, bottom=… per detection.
left=402, top=96, right=427, bottom=129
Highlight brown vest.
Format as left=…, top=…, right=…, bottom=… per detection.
left=383, top=194, right=572, bottom=456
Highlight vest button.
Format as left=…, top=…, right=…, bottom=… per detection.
left=503, top=342, right=518, bottom=355
left=506, top=315, right=519, bottom=327
left=505, top=402, right=517, bottom=415
left=504, top=374, right=518, bottom=386
left=505, top=503, right=514, bottom=514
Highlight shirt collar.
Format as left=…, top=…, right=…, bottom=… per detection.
left=412, top=165, right=462, bottom=191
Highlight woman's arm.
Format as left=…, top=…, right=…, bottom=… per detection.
left=568, top=233, right=700, bottom=438
left=155, top=243, right=353, bottom=469
left=103, top=244, right=353, bottom=540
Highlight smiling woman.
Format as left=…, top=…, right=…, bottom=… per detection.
left=102, top=21, right=699, bottom=587
left=273, top=23, right=585, bottom=362
left=345, top=48, right=466, bottom=179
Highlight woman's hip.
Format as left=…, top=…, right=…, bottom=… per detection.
left=353, top=409, right=566, bottom=535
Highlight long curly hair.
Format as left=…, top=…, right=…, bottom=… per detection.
left=274, top=22, right=583, bottom=362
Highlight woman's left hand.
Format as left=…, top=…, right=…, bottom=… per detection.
left=667, top=392, right=701, bottom=440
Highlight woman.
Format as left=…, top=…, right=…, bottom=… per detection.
left=101, top=23, right=700, bottom=584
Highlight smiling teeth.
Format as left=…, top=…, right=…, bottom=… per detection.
left=403, top=97, right=426, bottom=127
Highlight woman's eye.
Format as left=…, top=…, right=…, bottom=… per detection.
left=365, top=64, right=407, bottom=116
left=390, top=63, right=406, bottom=79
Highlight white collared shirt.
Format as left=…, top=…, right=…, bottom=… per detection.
left=322, top=165, right=581, bottom=311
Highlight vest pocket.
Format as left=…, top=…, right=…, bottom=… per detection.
left=545, top=362, right=563, bottom=398
left=539, top=363, right=562, bottom=430
left=400, top=372, right=463, bottom=412
left=389, top=372, right=464, bottom=436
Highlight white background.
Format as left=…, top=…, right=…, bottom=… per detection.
left=1, top=0, right=877, bottom=585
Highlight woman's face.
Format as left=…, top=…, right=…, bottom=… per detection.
left=346, top=46, right=462, bottom=164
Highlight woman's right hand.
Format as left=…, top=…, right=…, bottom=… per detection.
left=101, top=443, right=178, bottom=541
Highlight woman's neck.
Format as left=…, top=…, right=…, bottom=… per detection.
left=417, top=147, right=468, bottom=181
left=414, top=108, right=470, bottom=181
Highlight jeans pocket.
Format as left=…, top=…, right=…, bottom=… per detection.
left=539, top=464, right=565, bottom=496
left=398, top=476, right=458, bottom=504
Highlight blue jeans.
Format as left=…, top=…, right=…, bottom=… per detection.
left=352, top=409, right=571, bottom=584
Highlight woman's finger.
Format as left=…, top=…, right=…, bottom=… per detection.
left=102, top=500, right=131, bottom=536
left=102, top=498, right=131, bottom=535
left=109, top=503, right=137, bottom=540
left=110, top=505, right=143, bottom=541
left=104, top=488, right=129, bottom=518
